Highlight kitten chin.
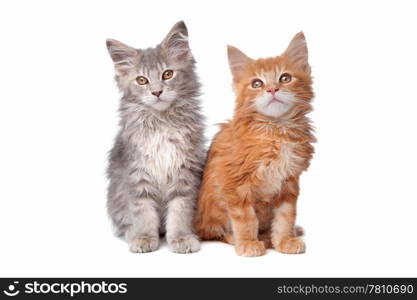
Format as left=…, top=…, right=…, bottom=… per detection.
left=254, top=90, right=298, bottom=118
left=141, top=92, right=177, bottom=111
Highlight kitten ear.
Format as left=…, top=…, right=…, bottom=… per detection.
left=283, top=31, right=310, bottom=74
left=106, top=39, right=139, bottom=75
left=227, top=45, right=253, bottom=81
left=161, top=20, right=191, bottom=62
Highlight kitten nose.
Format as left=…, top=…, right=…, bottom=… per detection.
left=152, top=90, right=163, bottom=97
left=267, top=88, right=279, bottom=95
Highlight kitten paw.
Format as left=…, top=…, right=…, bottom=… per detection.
left=167, top=235, right=200, bottom=254
left=235, top=240, right=266, bottom=257
left=129, top=236, right=159, bottom=253
left=275, top=237, right=306, bottom=254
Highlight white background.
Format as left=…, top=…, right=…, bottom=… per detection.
left=0, top=0, right=416, bottom=277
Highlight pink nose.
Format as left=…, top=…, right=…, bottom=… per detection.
left=267, top=88, right=279, bottom=95
left=152, top=90, right=163, bottom=97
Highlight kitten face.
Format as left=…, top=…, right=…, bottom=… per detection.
left=107, top=21, right=197, bottom=111
left=246, top=62, right=301, bottom=118
left=228, top=32, right=313, bottom=119
left=124, top=51, right=183, bottom=111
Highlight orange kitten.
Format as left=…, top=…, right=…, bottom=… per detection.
left=195, top=32, right=315, bottom=256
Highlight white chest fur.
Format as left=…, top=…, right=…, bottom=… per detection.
left=257, top=141, right=305, bottom=196
left=137, top=127, right=187, bottom=184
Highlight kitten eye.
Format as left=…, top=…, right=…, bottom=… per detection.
left=279, top=73, right=292, bottom=83
left=251, top=79, right=264, bottom=88
left=136, top=76, right=149, bottom=85
left=162, top=70, right=174, bottom=80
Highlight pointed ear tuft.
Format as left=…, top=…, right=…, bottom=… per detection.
left=283, top=31, right=310, bottom=74
left=161, top=21, right=191, bottom=62
left=227, top=45, right=253, bottom=81
left=168, top=20, right=188, bottom=37
left=106, top=39, right=138, bottom=75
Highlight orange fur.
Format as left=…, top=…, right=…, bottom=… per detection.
left=195, top=33, right=315, bottom=256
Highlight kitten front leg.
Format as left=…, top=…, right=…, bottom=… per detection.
left=127, top=174, right=160, bottom=253
left=271, top=177, right=305, bottom=254
left=228, top=190, right=266, bottom=257
left=165, top=169, right=200, bottom=254
left=165, top=195, right=200, bottom=254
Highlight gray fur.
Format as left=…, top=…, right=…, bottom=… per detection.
left=106, top=21, right=205, bottom=253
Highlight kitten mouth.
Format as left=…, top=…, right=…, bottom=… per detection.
left=268, top=98, right=286, bottom=106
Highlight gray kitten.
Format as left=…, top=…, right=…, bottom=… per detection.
left=106, top=21, right=205, bottom=254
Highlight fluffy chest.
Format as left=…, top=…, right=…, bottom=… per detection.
left=256, top=141, right=306, bottom=195
left=138, top=128, right=188, bottom=183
